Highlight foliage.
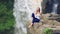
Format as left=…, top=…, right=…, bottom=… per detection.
left=0, top=0, right=14, bottom=34
left=43, top=28, right=52, bottom=34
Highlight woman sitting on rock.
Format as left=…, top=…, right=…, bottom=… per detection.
left=29, top=7, right=42, bottom=28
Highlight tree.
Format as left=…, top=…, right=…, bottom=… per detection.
left=0, top=0, right=14, bottom=34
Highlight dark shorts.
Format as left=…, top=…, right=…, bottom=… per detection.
left=32, top=18, right=40, bottom=24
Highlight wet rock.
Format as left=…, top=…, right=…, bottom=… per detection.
left=53, top=30, right=60, bottom=34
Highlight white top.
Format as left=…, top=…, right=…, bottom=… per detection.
left=35, top=14, right=40, bottom=19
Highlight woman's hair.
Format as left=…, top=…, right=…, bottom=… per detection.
left=36, top=7, right=40, bottom=12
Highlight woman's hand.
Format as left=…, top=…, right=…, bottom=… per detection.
left=40, top=11, right=42, bottom=16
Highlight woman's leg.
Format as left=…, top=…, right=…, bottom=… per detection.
left=28, top=19, right=40, bottom=28
left=28, top=20, right=34, bottom=28
left=35, top=19, right=40, bottom=22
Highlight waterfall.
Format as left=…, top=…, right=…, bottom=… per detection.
left=13, top=0, right=42, bottom=34
left=13, top=0, right=28, bottom=34
left=51, top=3, right=58, bottom=14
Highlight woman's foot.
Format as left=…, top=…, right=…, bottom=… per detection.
left=28, top=25, right=31, bottom=28
left=28, top=24, right=34, bottom=28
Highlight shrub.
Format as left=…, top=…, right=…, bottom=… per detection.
left=43, top=28, right=52, bottom=34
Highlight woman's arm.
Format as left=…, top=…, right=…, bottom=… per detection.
left=40, top=11, right=42, bottom=16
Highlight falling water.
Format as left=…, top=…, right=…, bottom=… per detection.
left=51, top=3, right=58, bottom=14
left=13, top=0, right=42, bottom=34
left=13, top=0, right=28, bottom=34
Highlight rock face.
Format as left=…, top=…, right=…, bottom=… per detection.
left=53, top=30, right=60, bottom=34
left=44, top=0, right=60, bottom=14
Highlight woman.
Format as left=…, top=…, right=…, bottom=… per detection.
left=29, top=7, right=42, bottom=28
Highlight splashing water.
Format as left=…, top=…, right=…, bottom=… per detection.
left=51, top=3, right=58, bottom=14
left=13, top=0, right=42, bottom=34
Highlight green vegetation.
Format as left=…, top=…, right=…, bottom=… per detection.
left=0, top=0, right=14, bottom=34
left=43, top=28, right=52, bottom=34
